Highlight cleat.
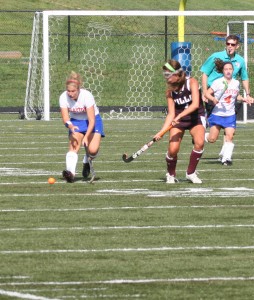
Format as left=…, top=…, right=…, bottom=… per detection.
left=62, top=170, right=74, bottom=183
left=218, top=156, right=223, bottom=162
left=222, top=160, right=232, bottom=166
left=166, top=173, right=178, bottom=184
left=82, top=162, right=90, bottom=178
left=186, top=172, right=202, bottom=184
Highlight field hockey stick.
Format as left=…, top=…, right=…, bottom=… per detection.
left=218, top=80, right=228, bottom=100
left=122, top=124, right=173, bottom=163
left=206, top=80, right=228, bottom=117
left=84, top=146, right=96, bottom=184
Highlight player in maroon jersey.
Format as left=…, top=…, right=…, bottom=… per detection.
left=154, top=59, right=205, bottom=184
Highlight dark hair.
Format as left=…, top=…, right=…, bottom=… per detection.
left=226, top=35, right=239, bottom=44
left=163, top=59, right=186, bottom=92
left=214, top=58, right=233, bottom=73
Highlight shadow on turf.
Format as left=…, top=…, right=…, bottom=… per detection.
left=202, top=157, right=222, bottom=165
left=60, top=176, right=100, bottom=183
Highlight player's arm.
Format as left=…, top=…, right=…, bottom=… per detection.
left=201, top=73, right=209, bottom=102
left=83, top=105, right=96, bottom=146
left=154, top=94, right=175, bottom=140
left=200, top=54, right=214, bottom=101
left=204, top=87, right=218, bottom=105
left=237, top=93, right=252, bottom=105
left=241, top=79, right=254, bottom=103
left=60, top=107, right=78, bottom=132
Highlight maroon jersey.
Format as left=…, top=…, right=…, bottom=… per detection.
left=171, top=77, right=205, bottom=129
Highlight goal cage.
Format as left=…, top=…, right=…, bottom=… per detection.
left=24, top=11, right=254, bottom=121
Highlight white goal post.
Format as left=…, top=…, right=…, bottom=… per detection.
left=24, top=10, right=254, bottom=121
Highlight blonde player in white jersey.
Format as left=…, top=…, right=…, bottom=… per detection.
left=59, top=71, right=105, bottom=183
left=204, top=59, right=252, bottom=165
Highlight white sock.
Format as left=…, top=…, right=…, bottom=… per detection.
left=66, top=151, right=78, bottom=175
left=83, top=154, right=88, bottom=164
left=222, top=142, right=234, bottom=162
left=83, top=152, right=98, bottom=163
left=219, top=143, right=226, bottom=156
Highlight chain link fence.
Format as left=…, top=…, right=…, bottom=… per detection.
left=1, top=10, right=254, bottom=120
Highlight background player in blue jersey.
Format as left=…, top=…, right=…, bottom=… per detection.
left=154, top=59, right=206, bottom=184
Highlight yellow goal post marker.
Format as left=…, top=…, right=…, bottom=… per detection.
left=178, top=0, right=187, bottom=42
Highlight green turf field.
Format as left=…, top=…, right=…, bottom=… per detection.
left=0, top=115, right=254, bottom=299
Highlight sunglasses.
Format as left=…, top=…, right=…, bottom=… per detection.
left=163, top=71, right=174, bottom=79
left=226, top=42, right=237, bottom=46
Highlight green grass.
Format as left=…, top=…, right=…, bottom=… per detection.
left=0, top=115, right=254, bottom=299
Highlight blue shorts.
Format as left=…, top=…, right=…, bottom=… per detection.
left=70, top=114, right=105, bottom=137
left=208, top=114, right=236, bottom=129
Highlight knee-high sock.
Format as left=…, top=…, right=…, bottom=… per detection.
left=187, top=149, right=204, bottom=175
left=166, top=153, right=177, bottom=176
left=222, top=142, right=234, bottom=161
left=83, top=152, right=98, bottom=164
left=66, top=151, right=78, bottom=175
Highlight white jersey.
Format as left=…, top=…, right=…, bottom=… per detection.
left=59, top=88, right=100, bottom=120
left=210, top=77, right=240, bottom=117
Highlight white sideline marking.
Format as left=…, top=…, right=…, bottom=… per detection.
left=0, top=289, right=59, bottom=300
left=1, top=246, right=254, bottom=255
left=1, top=204, right=254, bottom=213
left=1, top=277, right=254, bottom=286
left=0, top=224, right=254, bottom=232
left=1, top=187, right=254, bottom=198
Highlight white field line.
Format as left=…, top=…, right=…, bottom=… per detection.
left=1, top=246, right=254, bottom=255
left=0, top=153, right=253, bottom=158
left=0, top=166, right=254, bottom=176
left=0, top=224, right=254, bottom=232
left=0, top=289, right=59, bottom=300
left=1, top=187, right=254, bottom=197
left=1, top=204, right=254, bottom=213
left=1, top=277, right=254, bottom=286
left=2, top=179, right=254, bottom=184
left=0, top=276, right=29, bottom=279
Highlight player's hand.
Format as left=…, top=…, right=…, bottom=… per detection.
left=246, top=95, right=254, bottom=105
left=69, top=124, right=79, bottom=133
left=202, top=94, right=208, bottom=103
left=172, top=118, right=180, bottom=126
left=153, top=132, right=163, bottom=141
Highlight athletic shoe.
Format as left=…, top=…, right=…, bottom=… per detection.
left=222, top=160, right=232, bottom=166
left=186, top=172, right=202, bottom=184
left=62, top=170, right=74, bottom=183
left=166, top=173, right=178, bottom=184
left=217, top=156, right=222, bottom=162
left=82, top=162, right=90, bottom=178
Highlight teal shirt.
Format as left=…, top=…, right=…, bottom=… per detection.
left=200, top=50, right=248, bottom=87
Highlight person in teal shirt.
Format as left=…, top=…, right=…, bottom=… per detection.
left=201, top=35, right=250, bottom=101
left=201, top=34, right=253, bottom=162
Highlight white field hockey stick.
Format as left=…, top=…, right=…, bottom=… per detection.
left=207, top=80, right=228, bottom=117
left=122, top=124, right=173, bottom=163
left=218, top=79, right=228, bottom=100
left=216, top=80, right=229, bottom=110
left=85, top=146, right=96, bottom=184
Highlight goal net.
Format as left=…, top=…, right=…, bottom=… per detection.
left=24, top=11, right=254, bottom=121
left=227, top=21, right=254, bottom=122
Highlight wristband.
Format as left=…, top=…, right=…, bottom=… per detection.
left=65, top=120, right=72, bottom=128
